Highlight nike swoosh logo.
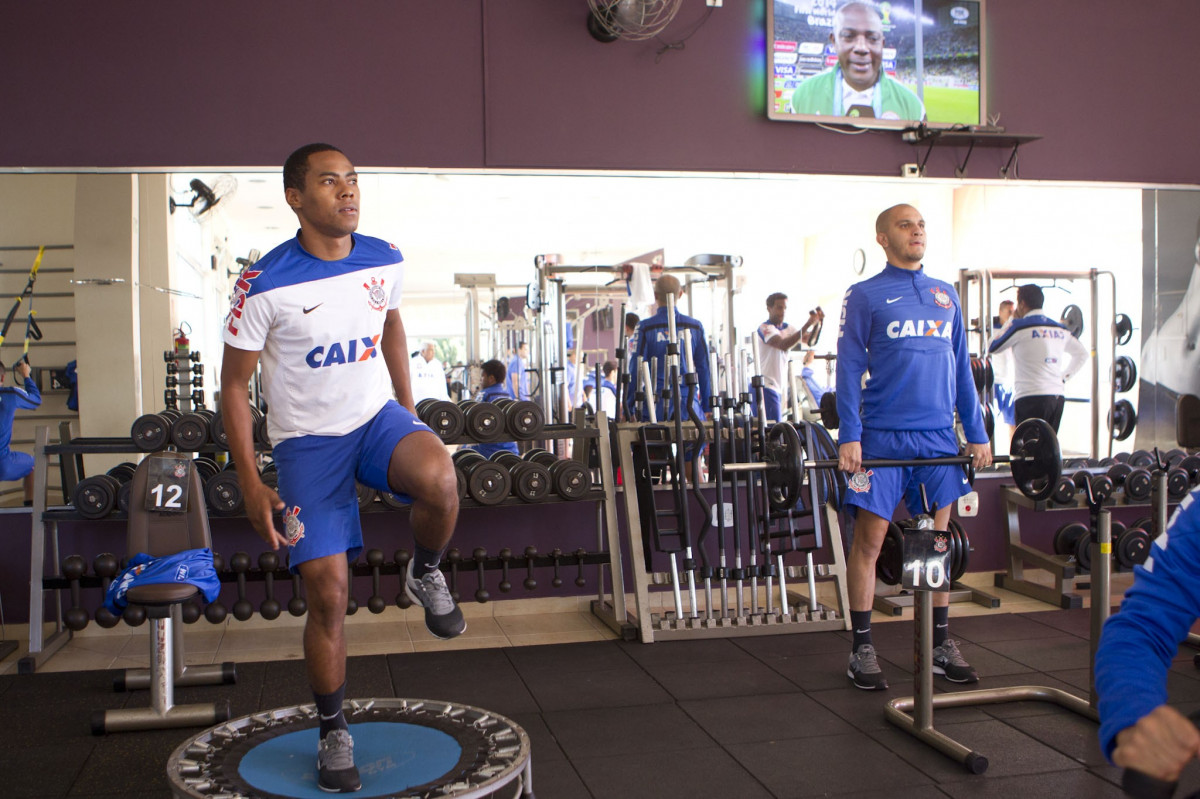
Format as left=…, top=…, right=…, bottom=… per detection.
left=886, top=296, right=903, bottom=304
left=303, top=304, right=322, bottom=314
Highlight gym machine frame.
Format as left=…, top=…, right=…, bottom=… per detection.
left=958, top=267, right=1117, bottom=460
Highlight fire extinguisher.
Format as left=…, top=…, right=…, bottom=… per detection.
left=174, top=323, right=191, bottom=360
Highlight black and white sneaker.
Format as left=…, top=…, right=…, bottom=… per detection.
left=405, top=559, right=467, bottom=639
left=317, top=729, right=361, bottom=793
left=847, top=644, right=889, bottom=691
left=931, top=638, right=979, bottom=684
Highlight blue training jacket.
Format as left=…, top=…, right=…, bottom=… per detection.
left=626, top=306, right=711, bottom=422
left=836, top=263, right=987, bottom=444
left=1095, top=489, right=1200, bottom=761
left=0, top=378, right=41, bottom=453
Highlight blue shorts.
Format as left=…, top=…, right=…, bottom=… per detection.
left=842, top=428, right=970, bottom=520
left=272, top=401, right=433, bottom=572
left=0, top=450, right=32, bottom=481
left=752, top=388, right=782, bottom=424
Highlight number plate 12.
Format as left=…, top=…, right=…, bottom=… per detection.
left=145, top=451, right=192, bottom=513
left=901, top=528, right=952, bottom=592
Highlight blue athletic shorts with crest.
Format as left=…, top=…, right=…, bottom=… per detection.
left=271, top=400, right=433, bottom=572
left=841, top=428, right=970, bottom=520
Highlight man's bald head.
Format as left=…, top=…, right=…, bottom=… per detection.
left=654, top=274, right=682, bottom=305
left=876, top=204, right=917, bottom=234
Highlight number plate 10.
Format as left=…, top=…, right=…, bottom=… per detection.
left=144, top=452, right=192, bottom=513
left=901, top=528, right=952, bottom=592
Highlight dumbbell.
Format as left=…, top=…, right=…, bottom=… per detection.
left=1114, top=522, right=1151, bottom=569
left=1167, top=466, right=1192, bottom=501
left=416, top=398, right=466, bottom=442
left=378, top=489, right=410, bottom=510
left=193, top=457, right=221, bottom=484
left=258, top=552, right=282, bottom=620
left=459, top=400, right=504, bottom=443
left=251, top=406, right=271, bottom=448
left=525, top=449, right=590, bottom=499
left=170, top=411, right=210, bottom=451
left=1180, top=455, right=1200, bottom=485
left=230, top=552, right=254, bottom=621
left=1051, top=475, right=1077, bottom=505
left=356, top=482, right=377, bottom=510
left=1052, top=522, right=1089, bottom=558
left=62, top=555, right=90, bottom=631
left=490, top=450, right=552, bottom=503
left=1124, top=467, right=1153, bottom=502
left=73, top=474, right=121, bottom=519
left=346, top=560, right=358, bottom=616
left=1129, top=450, right=1155, bottom=468
left=131, top=412, right=171, bottom=451
left=107, top=463, right=137, bottom=514
left=92, top=553, right=122, bottom=629
left=366, top=549, right=387, bottom=614
left=473, top=548, right=490, bottom=602
left=1072, top=470, right=1114, bottom=503
left=494, top=398, right=545, bottom=440
left=1107, top=462, right=1132, bottom=488
left=394, top=550, right=413, bottom=609
left=204, top=552, right=229, bottom=623
left=205, top=471, right=245, bottom=516
left=452, top=449, right=511, bottom=505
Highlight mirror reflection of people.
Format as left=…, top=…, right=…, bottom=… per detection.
left=757, top=293, right=807, bottom=423
left=507, top=340, right=530, bottom=401
left=991, top=300, right=1016, bottom=425
left=788, top=2, right=926, bottom=121
left=624, top=312, right=640, bottom=341
left=461, top=359, right=518, bottom=460
left=986, top=284, right=1088, bottom=434
left=0, top=359, right=41, bottom=505
left=220, top=143, right=464, bottom=794
left=409, top=341, right=449, bottom=404
left=836, top=203, right=991, bottom=691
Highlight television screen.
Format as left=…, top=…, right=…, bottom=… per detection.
left=767, top=0, right=986, bottom=130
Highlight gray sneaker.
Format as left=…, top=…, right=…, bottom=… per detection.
left=405, top=559, right=467, bottom=639
left=317, top=728, right=361, bottom=793
left=931, top=638, right=979, bottom=684
left=847, top=644, right=888, bottom=690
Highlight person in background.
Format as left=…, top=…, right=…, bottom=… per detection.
left=624, top=312, right=640, bottom=342
left=991, top=300, right=1016, bottom=426
left=757, top=293, right=824, bottom=421
left=800, top=350, right=828, bottom=406
left=463, top=359, right=518, bottom=459
left=507, top=340, right=530, bottom=402
left=836, top=203, right=991, bottom=691
left=410, top=341, right=449, bottom=404
left=626, top=275, right=710, bottom=425
left=0, top=359, right=41, bottom=505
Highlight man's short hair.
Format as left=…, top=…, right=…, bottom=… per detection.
left=603, top=360, right=617, bottom=376
left=1017, top=284, right=1044, bottom=310
left=625, top=312, right=640, bottom=331
left=283, top=143, right=344, bottom=192
left=998, top=299, right=1014, bottom=310
left=481, top=359, right=506, bottom=383
left=875, top=203, right=913, bottom=234
left=766, top=292, right=788, bottom=308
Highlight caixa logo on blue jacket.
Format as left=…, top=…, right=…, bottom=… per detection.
left=306, top=334, right=382, bottom=368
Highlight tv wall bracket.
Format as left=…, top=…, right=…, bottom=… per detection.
left=902, top=127, right=1042, bottom=178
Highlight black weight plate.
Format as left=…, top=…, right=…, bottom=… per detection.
left=130, top=413, right=169, bottom=452
left=550, top=460, right=590, bottom=500
left=1129, top=450, right=1154, bottom=468
left=954, top=520, right=970, bottom=581
left=193, top=457, right=221, bottom=483
left=455, top=468, right=467, bottom=501
left=1107, top=462, right=1132, bottom=486
left=421, top=400, right=466, bottom=442
left=1117, top=527, right=1150, bottom=568
left=452, top=448, right=485, bottom=466
left=253, top=412, right=271, bottom=448
left=1109, top=399, right=1137, bottom=442
left=467, top=462, right=511, bottom=505
left=210, top=411, right=229, bottom=448
left=1090, top=474, right=1115, bottom=503
left=1052, top=475, right=1077, bottom=505
left=1061, top=304, right=1084, bottom=339
left=1167, top=467, right=1191, bottom=500
left=818, top=391, right=840, bottom=430
left=356, top=482, right=377, bottom=510
left=378, top=490, right=410, bottom=509
left=1114, top=355, right=1137, bottom=394
left=504, top=400, right=545, bottom=440
left=170, top=413, right=209, bottom=451
left=1010, top=417, right=1061, bottom=502
left=511, top=462, right=552, bottom=503
left=1114, top=313, right=1133, bottom=346
left=876, top=522, right=904, bottom=586
left=982, top=404, right=995, bottom=443
left=463, top=402, right=504, bottom=443
left=970, top=356, right=984, bottom=392
left=73, top=475, right=119, bottom=519
left=106, top=462, right=137, bottom=483
left=117, top=479, right=132, bottom=514
left=1166, top=448, right=1187, bottom=467
left=764, top=422, right=804, bottom=510
left=1124, top=468, right=1153, bottom=502
left=204, top=473, right=244, bottom=516
left=1074, top=528, right=1092, bottom=572
left=1054, top=522, right=1088, bottom=556
left=1180, top=455, right=1200, bottom=484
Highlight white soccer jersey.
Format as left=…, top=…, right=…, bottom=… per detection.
left=223, top=233, right=405, bottom=443
left=757, top=320, right=791, bottom=392
left=987, top=313, right=1090, bottom=400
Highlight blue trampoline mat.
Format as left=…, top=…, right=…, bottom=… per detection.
left=237, top=721, right=463, bottom=798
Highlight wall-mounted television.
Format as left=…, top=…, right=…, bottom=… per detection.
left=767, top=0, right=987, bottom=130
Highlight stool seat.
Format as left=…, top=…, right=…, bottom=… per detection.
left=126, top=583, right=199, bottom=607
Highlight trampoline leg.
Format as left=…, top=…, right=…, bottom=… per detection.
left=522, top=756, right=535, bottom=798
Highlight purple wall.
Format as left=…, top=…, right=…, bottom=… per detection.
left=1, top=1, right=1194, bottom=183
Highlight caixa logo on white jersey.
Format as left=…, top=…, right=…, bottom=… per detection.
left=306, top=334, right=382, bottom=368
left=886, top=319, right=952, bottom=339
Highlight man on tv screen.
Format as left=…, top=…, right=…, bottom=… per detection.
left=788, top=1, right=926, bottom=121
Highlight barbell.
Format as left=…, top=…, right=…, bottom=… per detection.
left=722, top=418, right=1062, bottom=509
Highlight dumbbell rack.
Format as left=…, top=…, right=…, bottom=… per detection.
left=163, top=350, right=204, bottom=411
left=994, top=477, right=1172, bottom=609
left=613, top=420, right=851, bottom=643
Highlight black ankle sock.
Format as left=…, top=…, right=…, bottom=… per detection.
left=314, top=682, right=348, bottom=739
left=933, top=606, right=950, bottom=648
left=412, top=543, right=443, bottom=579
left=851, top=610, right=873, bottom=651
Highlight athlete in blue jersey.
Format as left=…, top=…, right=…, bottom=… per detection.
left=463, top=359, right=519, bottom=459
left=836, top=204, right=992, bottom=691
left=1096, top=492, right=1200, bottom=781
left=220, top=144, right=464, bottom=793
left=626, top=274, right=711, bottom=424
left=507, top=340, right=530, bottom=401
left=0, top=359, right=40, bottom=504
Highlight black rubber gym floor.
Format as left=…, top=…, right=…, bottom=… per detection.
left=5, top=608, right=1200, bottom=798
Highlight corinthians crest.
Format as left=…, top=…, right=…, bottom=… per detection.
left=364, top=276, right=387, bottom=312
left=848, top=469, right=873, bottom=493
left=284, top=506, right=305, bottom=547
left=930, top=287, right=952, bottom=309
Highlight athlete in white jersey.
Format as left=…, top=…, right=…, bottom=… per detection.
left=756, top=293, right=823, bottom=422
left=987, top=284, right=1089, bottom=433
left=220, top=144, right=464, bottom=794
